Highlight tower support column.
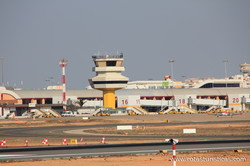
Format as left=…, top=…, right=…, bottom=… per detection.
left=103, top=89, right=116, bottom=109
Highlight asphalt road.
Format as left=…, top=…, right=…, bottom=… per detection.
left=0, top=141, right=249, bottom=161
left=0, top=120, right=250, bottom=141
left=0, top=121, right=249, bottom=161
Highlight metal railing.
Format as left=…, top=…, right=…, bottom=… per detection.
left=92, top=53, right=123, bottom=59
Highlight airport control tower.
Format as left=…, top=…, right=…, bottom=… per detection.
left=240, top=63, right=250, bottom=79
left=89, top=53, right=129, bottom=109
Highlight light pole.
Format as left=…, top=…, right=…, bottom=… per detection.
left=241, top=96, right=246, bottom=112
left=0, top=57, right=4, bottom=86
left=223, top=60, right=229, bottom=87
left=169, top=60, right=175, bottom=81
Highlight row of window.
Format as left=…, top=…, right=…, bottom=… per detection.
left=22, top=99, right=52, bottom=104
left=93, top=81, right=128, bottom=84
left=200, top=83, right=240, bottom=88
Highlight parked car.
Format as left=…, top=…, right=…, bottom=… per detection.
left=61, top=111, right=75, bottom=117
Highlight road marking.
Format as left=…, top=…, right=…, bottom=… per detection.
left=0, top=154, right=34, bottom=159
left=0, top=150, right=158, bottom=160
left=1, top=146, right=250, bottom=160
left=0, top=155, right=24, bottom=157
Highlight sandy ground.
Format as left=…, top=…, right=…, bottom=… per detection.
left=0, top=113, right=250, bottom=146
left=85, top=123, right=250, bottom=136
left=1, top=112, right=250, bottom=128
left=1, top=151, right=249, bottom=166
left=0, top=113, right=250, bottom=165
left=2, top=122, right=250, bottom=147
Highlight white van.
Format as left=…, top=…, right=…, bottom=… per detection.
left=61, top=111, right=75, bottom=117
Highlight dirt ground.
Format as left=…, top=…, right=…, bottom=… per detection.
left=0, top=113, right=250, bottom=146
left=1, top=112, right=250, bottom=128
left=0, top=113, right=250, bottom=165
left=85, top=123, right=250, bottom=137
left=1, top=151, right=249, bottom=166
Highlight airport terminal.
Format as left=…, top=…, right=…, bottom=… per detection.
left=0, top=54, right=250, bottom=118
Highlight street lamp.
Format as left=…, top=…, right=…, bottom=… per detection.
left=241, top=96, right=246, bottom=112
left=169, top=60, right=175, bottom=80
left=223, top=60, right=229, bottom=87
left=0, top=57, right=4, bottom=86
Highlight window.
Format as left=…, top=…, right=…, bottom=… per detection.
left=93, top=81, right=128, bottom=84
left=200, top=83, right=240, bottom=88
left=106, top=61, right=117, bottom=66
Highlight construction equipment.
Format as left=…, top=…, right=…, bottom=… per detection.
left=94, top=111, right=110, bottom=116
left=127, top=110, right=138, bottom=116
left=31, top=113, right=42, bottom=118
left=126, top=107, right=148, bottom=115
left=42, top=112, right=56, bottom=118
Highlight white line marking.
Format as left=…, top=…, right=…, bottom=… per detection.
left=1, top=146, right=250, bottom=160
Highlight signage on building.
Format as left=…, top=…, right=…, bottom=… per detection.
left=28, top=103, right=36, bottom=107
left=117, top=95, right=141, bottom=107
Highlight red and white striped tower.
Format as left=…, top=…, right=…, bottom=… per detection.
left=59, top=59, right=68, bottom=112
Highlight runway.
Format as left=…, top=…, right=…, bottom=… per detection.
left=0, top=120, right=249, bottom=161
left=0, top=140, right=249, bottom=161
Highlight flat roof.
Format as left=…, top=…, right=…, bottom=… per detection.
left=11, top=88, right=250, bottom=99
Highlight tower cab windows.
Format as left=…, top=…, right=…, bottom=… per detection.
left=106, top=61, right=117, bottom=66
left=95, top=61, right=121, bottom=67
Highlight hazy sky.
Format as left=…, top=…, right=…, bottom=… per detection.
left=0, top=0, right=249, bottom=89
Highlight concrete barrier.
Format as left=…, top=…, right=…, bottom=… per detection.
left=117, top=125, right=132, bottom=130
left=82, top=117, right=90, bottom=120
left=183, top=128, right=196, bottom=134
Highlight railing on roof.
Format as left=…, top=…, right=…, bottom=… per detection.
left=92, top=53, right=123, bottom=59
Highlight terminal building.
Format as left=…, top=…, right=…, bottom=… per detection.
left=0, top=60, right=250, bottom=117
left=0, top=86, right=250, bottom=117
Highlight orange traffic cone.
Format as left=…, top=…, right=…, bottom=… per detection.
left=100, top=136, right=106, bottom=144
left=62, top=138, right=67, bottom=145
left=1, top=139, right=6, bottom=147
left=42, top=138, right=49, bottom=145
left=25, top=139, right=29, bottom=147
left=79, top=138, right=83, bottom=143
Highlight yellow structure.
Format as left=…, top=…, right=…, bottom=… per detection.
left=103, top=90, right=116, bottom=108
left=89, top=53, right=129, bottom=109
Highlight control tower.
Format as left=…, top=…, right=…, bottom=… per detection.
left=89, top=53, right=129, bottom=109
left=240, top=63, right=250, bottom=79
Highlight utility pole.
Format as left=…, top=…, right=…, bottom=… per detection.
left=0, top=57, right=4, bottom=86
left=169, top=60, right=175, bottom=81
left=223, top=60, right=229, bottom=87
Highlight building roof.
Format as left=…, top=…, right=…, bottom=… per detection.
left=11, top=88, right=250, bottom=99
left=117, top=88, right=250, bottom=97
